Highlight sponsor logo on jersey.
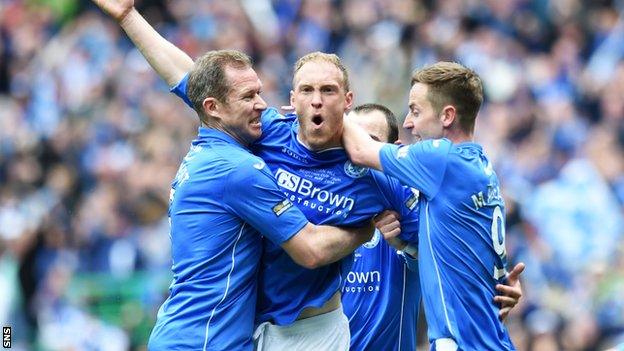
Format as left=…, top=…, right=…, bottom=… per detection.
left=275, top=169, right=355, bottom=215
left=272, top=199, right=293, bottom=216
left=363, top=229, right=381, bottom=249
left=342, top=270, right=381, bottom=293
left=343, top=161, right=369, bottom=178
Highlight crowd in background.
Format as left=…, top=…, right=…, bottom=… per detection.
left=1, top=0, right=623, bottom=350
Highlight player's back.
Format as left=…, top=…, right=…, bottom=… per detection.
left=422, top=142, right=514, bottom=350
left=379, top=139, right=514, bottom=350
left=148, top=129, right=262, bottom=351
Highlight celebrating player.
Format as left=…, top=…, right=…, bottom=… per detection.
left=342, top=103, right=421, bottom=351
left=343, top=62, right=522, bottom=350
left=91, top=0, right=523, bottom=349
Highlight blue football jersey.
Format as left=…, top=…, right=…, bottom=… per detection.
left=380, top=139, right=515, bottom=350
left=171, top=75, right=421, bottom=348
left=252, top=110, right=420, bottom=326
left=343, top=229, right=421, bottom=351
left=147, top=128, right=308, bottom=351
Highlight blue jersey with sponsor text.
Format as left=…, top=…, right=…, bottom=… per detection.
left=171, top=76, right=420, bottom=345
left=343, top=229, right=421, bottom=351
left=147, top=128, right=308, bottom=351
left=252, top=110, right=419, bottom=326
left=380, top=139, right=515, bottom=350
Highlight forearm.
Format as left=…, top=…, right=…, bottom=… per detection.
left=342, top=119, right=383, bottom=170
left=120, top=8, right=194, bottom=86
left=310, top=225, right=371, bottom=266
left=283, top=223, right=371, bottom=269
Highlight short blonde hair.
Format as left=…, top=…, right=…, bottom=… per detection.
left=292, top=52, right=351, bottom=91
left=411, top=62, right=483, bottom=134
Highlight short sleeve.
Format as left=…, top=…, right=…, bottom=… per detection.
left=379, top=139, right=452, bottom=200
left=223, top=157, right=308, bottom=245
left=170, top=73, right=193, bottom=108
left=394, top=186, right=420, bottom=244
left=371, top=173, right=420, bottom=245
left=253, top=108, right=296, bottom=147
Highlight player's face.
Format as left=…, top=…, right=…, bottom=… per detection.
left=291, top=60, right=353, bottom=150
left=347, top=110, right=390, bottom=143
left=403, top=83, right=443, bottom=142
left=218, top=66, right=267, bottom=145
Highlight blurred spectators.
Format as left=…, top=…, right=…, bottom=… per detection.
left=0, top=0, right=622, bottom=349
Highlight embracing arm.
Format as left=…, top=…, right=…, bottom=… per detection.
left=92, top=0, right=193, bottom=86
left=342, top=117, right=384, bottom=170
left=283, top=222, right=374, bottom=269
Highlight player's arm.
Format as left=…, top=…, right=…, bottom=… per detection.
left=373, top=210, right=404, bottom=250
left=495, top=262, right=525, bottom=320
left=282, top=222, right=374, bottom=269
left=374, top=210, right=419, bottom=271
left=91, top=0, right=193, bottom=86
left=342, top=117, right=384, bottom=170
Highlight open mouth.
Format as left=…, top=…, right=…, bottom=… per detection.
left=312, top=115, right=324, bottom=126
left=250, top=117, right=261, bottom=127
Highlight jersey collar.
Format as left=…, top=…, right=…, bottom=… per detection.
left=195, top=127, right=250, bottom=150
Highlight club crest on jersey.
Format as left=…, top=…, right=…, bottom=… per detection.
left=272, top=199, right=293, bottom=216
left=363, top=229, right=381, bottom=249
left=344, top=161, right=369, bottom=178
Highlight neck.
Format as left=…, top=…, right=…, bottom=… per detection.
left=203, top=121, right=250, bottom=147
left=444, top=128, right=473, bottom=144
left=297, top=133, right=342, bottom=151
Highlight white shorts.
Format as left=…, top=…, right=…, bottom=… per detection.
left=253, top=307, right=350, bottom=351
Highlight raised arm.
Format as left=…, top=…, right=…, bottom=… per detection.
left=283, top=222, right=374, bottom=269
left=342, top=116, right=384, bottom=170
left=92, top=0, right=193, bottom=86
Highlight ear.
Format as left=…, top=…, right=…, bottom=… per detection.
left=202, top=97, right=220, bottom=117
left=289, top=90, right=295, bottom=107
left=344, top=91, right=354, bottom=110
left=440, top=105, right=456, bottom=128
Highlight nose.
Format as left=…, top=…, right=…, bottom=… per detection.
left=311, top=91, right=322, bottom=108
left=255, top=95, right=268, bottom=111
left=403, top=113, right=413, bottom=129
